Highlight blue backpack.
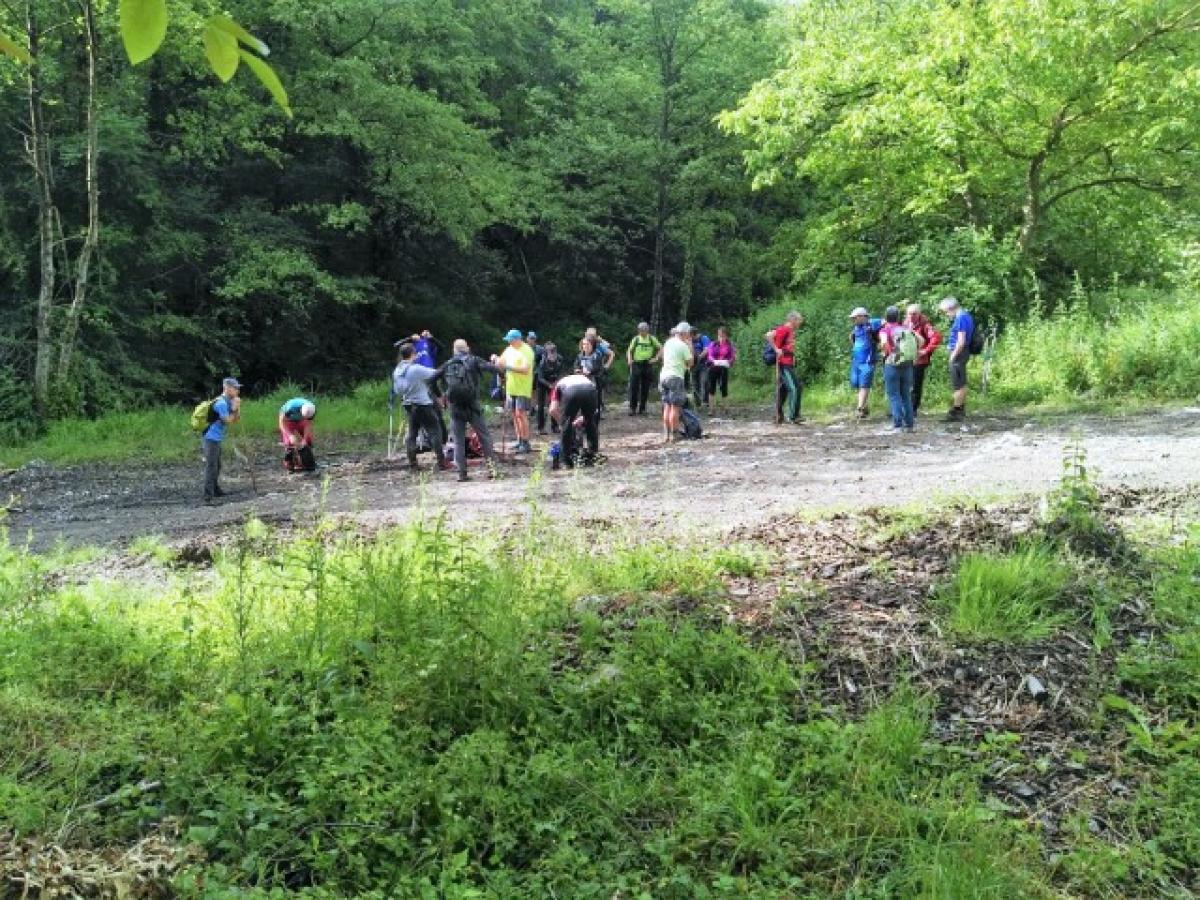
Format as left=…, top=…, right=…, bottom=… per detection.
left=762, top=338, right=777, bottom=366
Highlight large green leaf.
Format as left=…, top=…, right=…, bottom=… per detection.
left=203, top=21, right=240, bottom=83
left=0, top=33, right=33, bottom=65
left=119, top=0, right=168, bottom=65
left=238, top=49, right=291, bottom=118
left=211, top=15, right=270, bottom=57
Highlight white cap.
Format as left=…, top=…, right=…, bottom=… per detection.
left=849, top=307, right=869, bottom=318
left=301, top=402, right=316, bottom=419
left=675, top=321, right=692, bottom=333
left=939, top=296, right=959, bottom=313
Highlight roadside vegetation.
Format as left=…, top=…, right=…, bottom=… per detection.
left=1, top=457, right=1197, bottom=896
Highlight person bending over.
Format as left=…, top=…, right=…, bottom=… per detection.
left=278, top=397, right=317, bottom=472
left=549, top=368, right=600, bottom=468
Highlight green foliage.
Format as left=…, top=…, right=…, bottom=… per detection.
left=991, top=286, right=1200, bottom=405
left=939, top=547, right=1071, bottom=643
left=0, top=516, right=1057, bottom=895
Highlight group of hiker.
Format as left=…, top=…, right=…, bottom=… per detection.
left=767, top=296, right=978, bottom=430
left=197, top=297, right=981, bottom=499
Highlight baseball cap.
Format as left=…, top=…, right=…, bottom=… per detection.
left=526, top=331, right=538, bottom=340
left=849, top=307, right=869, bottom=318
left=300, top=402, right=316, bottom=419
left=675, top=321, right=692, bottom=333
left=222, top=377, right=242, bottom=389
left=504, top=328, right=523, bottom=341
left=637, top=321, right=650, bottom=330
left=939, top=296, right=959, bottom=312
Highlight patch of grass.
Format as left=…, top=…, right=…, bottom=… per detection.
left=940, top=546, right=1071, bottom=643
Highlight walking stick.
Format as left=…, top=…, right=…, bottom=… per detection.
left=387, top=403, right=395, bottom=459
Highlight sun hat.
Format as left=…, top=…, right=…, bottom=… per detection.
left=939, top=296, right=959, bottom=312
left=504, top=328, right=523, bottom=341
left=675, top=321, right=692, bottom=333
left=848, top=307, right=869, bottom=318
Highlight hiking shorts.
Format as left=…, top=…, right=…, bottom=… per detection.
left=659, top=376, right=687, bottom=407
left=505, top=395, right=531, bottom=412
left=949, top=357, right=969, bottom=390
left=850, top=362, right=876, bottom=389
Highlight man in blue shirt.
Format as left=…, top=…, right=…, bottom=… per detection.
left=690, top=331, right=712, bottom=407
left=203, top=377, right=242, bottom=502
left=939, top=296, right=975, bottom=422
left=848, top=307, right=881, bottom=418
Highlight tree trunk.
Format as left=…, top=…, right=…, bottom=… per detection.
left=649, top=40, right=676, bottom=335
left=55, top=0, right=101, bottom=383
left=1017, top=151, right=1045, bottom=255
left=26, top=2, right=56, bottom=415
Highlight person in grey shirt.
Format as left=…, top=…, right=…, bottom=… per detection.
left=391, top=343, right=449, bottom=471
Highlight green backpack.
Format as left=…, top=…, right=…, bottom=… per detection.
left=891, top=327, right=918, bottom=365
left=190, top=397, right=221, bottom=432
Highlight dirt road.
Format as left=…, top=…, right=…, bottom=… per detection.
left=4, top=405, right=1199, bottom=551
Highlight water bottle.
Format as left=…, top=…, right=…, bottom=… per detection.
left=550, top=441, right=561, bottom=470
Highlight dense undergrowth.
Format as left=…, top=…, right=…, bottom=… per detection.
left=1, top=458, right=1198, bottom=897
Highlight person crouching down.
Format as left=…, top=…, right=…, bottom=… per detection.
left=549, top=368, right=600, bottom=468
left=278, top=397, right=317, bottom=472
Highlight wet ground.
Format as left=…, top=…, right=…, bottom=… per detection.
left=4, top=404, right=1199, bottom=551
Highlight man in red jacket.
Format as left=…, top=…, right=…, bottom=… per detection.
left=770, top=310, right=804, bottom=424
left=905, top=303, right=942, bottom=414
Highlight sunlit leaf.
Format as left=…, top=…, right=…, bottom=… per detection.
left=0, top=33, right=33, bottom=65
left=211, top=15, right=270, bottom=57
left=120, top=0, right=168, bottom=65
left=203, top=21, right=239, bottom=83
left=239, top=49, right=291, bottom=118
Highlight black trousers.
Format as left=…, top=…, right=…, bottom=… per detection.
left=628, top=360, right=654, bottom=412
left=449, top=402, right=496, bottom=477
left=535, top=381, right=552, bottom=431
left=560, top=384, right=599, bottom=465
left=404, top=404, right=446, bottom=466
left=690, top=363, right=709, bottom=405
left=706, top=365, right=729, bottom=400
left=203, top=439, right=222, bottom=499
left=912, top=364, right=930, bottom=412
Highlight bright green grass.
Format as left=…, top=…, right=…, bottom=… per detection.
left=940, top=546, right=1072, bottom=643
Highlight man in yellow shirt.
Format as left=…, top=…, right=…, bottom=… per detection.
left=498, top=328, right=536, bottom=454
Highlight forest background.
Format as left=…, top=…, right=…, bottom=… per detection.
left=1, top=0, right=1197, bottom=440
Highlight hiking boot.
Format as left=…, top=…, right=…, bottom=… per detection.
left=856, top=406, right=869, bottom=419
left=789, top=417, right=805, bottom=425
left=943, top=406, right=965, bottom=423
left=457, top=472, right=470, bottom=482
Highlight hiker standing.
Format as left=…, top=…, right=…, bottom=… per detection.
left=940, top=296, right=975, bottom=422
left=659, top=323, right=694, bottom=442
left=878, top=306, right=923, bottom=432
left=583, top=327, right=615, bottom=413
left=499, top=328, right=536, bottom=454
left=278, top=397, right=317, bottom=472
left=535, top=341, right=564, bottom=434
left=702, top=326, right=735, bottom=415
left=434, top=339, right=501, bottom=482
left=690, top=330, right=713, bottom=408
left=904, top=303, right=942, bottom=414
left=392, top=344, right=450, bottom=472
left=849, top=307, right=881, bottom=418
left=549, top=368, right=601, bottom=468
left=772, top=311, right=803, bottom=425
left=625, top=322, right=661, bottom=416
left=202, top=377, right=241, bottom=503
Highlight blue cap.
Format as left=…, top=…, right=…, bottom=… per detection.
left=526, top=331, right=537, bottom=340
left=222, top=377, right=242, bottom=389
left=504, top=329, right=523, bottom=341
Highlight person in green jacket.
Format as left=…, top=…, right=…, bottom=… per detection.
left=625, top=321, right=662, bottom=416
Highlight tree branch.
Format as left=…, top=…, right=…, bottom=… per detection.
left=1043, top=175, right=1181, bottom=210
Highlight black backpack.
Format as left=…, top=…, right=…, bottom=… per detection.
left=541, top=349, right=563, bottom=381
left=443, top=357, right=478, bottom=405
left=969, top=324, right=987, bottom=356
left=678, top=408, right=703, bottom=440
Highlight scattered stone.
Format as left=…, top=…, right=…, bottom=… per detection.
left=1025, top=675, right=1048, bottom=702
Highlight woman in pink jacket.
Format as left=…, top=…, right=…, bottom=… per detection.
left=702, top=327, right=736, bottom=414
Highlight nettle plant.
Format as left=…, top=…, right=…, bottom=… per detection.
left=1, top=0, right=289, bottom=117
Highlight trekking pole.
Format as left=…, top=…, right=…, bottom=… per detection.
left=387, top=403, right=395, bottom=459
left=229, top=436, right=258, bottom=495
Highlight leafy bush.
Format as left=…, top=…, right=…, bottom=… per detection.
left=940, top=546, right=1071, bottom=642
